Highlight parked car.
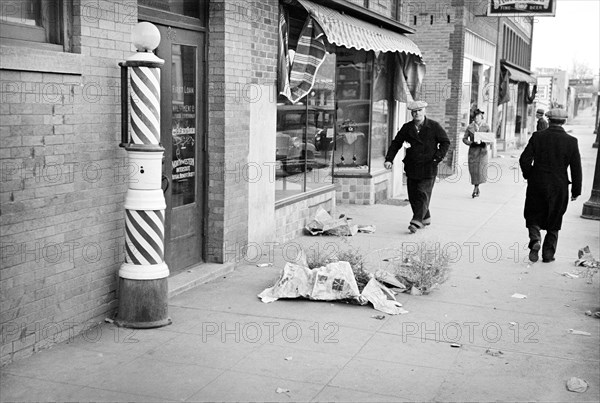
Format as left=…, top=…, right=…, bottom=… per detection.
left=276, top=105, right=334, bottom=174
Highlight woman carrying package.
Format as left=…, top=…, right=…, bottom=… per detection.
left=462, top=109, right=491, bottom=198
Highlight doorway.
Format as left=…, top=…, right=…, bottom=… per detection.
left=154, top=25, right=205, bottom=274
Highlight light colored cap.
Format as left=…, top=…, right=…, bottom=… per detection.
left=407, top=100, right=428, bottom=111
left=546, top=108, right=568, bottom=119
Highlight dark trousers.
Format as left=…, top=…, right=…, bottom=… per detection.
left=407, top=177, right=435, bottom=228
left=528, top=225, right=559, bottom=260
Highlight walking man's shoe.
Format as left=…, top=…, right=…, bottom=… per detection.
left=529, top=241, right=541, bottom=262
left=542, top=257, right=556, bottom=263
left=408, top=224, right=418, bottom=233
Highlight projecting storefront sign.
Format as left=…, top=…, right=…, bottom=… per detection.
left=569, top=78, right=594, bottom=86
left=487, top=0, right=556, bottom=16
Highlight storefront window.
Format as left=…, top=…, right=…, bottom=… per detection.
left=371, top=52, right=392, bottom=171
left=139, top=0, right=205, bottom=20
left=335, top=50, right=373, bottom=173
left=276, top=52, right=336, bottom=201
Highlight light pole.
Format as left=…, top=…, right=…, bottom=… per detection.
left=581, top=143, right=600, bottom=220
left=116, top=22, right=171, bottom=328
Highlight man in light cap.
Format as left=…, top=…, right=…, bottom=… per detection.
left=536, top=109, right=548, bottom=132
left=519, top=108, right=582, bottom=263
left=384, top=100, right=450, bottom=233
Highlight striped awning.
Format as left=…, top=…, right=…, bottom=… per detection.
left=297, top=0, right=422, bottom=58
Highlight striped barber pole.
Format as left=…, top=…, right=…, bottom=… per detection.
left=130, top=66, right=161, bottom=145
left=125, top=209, right=165, bottom=265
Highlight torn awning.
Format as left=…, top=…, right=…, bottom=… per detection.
left=503, top=64, right=536, bottom=84
left=297, top=0, right=422, bottom=58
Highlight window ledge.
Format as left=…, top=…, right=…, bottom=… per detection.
left=1, top=42, right=83, bottom=75
left=275, top=185, right=336, bottom=210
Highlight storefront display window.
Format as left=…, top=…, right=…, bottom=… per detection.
left=335, top=50, right=373, bottom=173
left=276, top=52, right=336, bottom=200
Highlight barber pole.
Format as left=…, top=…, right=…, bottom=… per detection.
left=116, top=22, right=171, bottom=328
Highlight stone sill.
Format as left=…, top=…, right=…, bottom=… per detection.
left=1, top=41, right=83, bottom=75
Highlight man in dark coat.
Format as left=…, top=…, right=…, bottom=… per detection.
left=384, top=101, right=450, bottom=233
left=519, top=108, right=582, bottom=263
left=536, top=109, right=548, bottom=132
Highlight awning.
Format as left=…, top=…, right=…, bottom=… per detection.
left=503, top=64, right=536, bottom=84
left=297, top=0, right=422, bottom=58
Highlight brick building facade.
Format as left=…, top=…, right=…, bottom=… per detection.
left=0, top=0, right=422, bottom=363
left=0, top=0, right=536, bottom=363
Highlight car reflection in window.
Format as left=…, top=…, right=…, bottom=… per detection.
left=276, top=105, right=334, bottom=176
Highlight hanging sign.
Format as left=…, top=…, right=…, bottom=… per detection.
left=487, top=0, right=556, bottom=17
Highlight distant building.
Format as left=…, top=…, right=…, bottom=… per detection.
left=534, top=67, right=570, bottom=117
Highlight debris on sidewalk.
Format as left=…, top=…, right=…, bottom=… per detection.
left=511, top=293, right=527, bottom=299
left=258, top=259, right=407, bottom=315
left=361, top=278, right=408, bottom=315
left=567, top=329, right=591, bottom=336
left=485, top=348, right=504, bottom=357
left=276, top=387, right=291, bottom=395
left=304, top=206, right=358, bottom=236
left=450, top=343, right=462, bottom=348
left=357, top=225, right=376, bottom=234
left=560, top=272, right=579, bottom=278
left=257, top=263, right=273, bottom=268
left=284, top=356, right=293, bottom=361
left=566, top=377, right=589, bottom=393
left=371, top=315, right=386, bottom=320
left=574, top=245, right=599, bottom=283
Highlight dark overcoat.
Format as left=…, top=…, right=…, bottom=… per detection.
left=385, top=117, right=450, bottom=179
left=519, top=125, right=582, bottom=230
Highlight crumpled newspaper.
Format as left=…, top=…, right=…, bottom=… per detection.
left=361, top=278, right=408, bottom=315
left=574, top=246, right=599, bottom=269
left=566, top=377, right=588, bottom=393
left=258, top=262, right=407, bottom=315
left=258, top=261, right=360, bottom=303
left=304, top=206, right=359, bottom=236
left=573, top=246, right=599, bottom=283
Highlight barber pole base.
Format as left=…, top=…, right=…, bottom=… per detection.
left=115, top=277, right=171, bottom=328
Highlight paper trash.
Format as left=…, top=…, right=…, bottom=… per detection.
left=574, top=245, right=599, bottom=268
left=361, top=278, right=408, bottom=315
left=258, top=263, right=314, bottom=303
left=258, top=261, right=408, bottom=315
left=305, top=206, right=359, bottom=236
left=566, top=377, right=588, bottom=393
left=311, top=262, right=361, bottom=301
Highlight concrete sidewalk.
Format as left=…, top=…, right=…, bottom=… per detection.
left=2, top=113, right=599, bottom=402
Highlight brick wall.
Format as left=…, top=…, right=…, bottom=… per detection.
left=275, top=190, right=336, bottom=243
left=0, top=0, right=135, bottom=364
left=402, top=0, right=501, bottom=170
left=335, top=171, right=393, bottom=205
left=206, top=0, right=252, bottom=263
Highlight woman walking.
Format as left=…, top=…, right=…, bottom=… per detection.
left=462, top=109, right=491, bottom=198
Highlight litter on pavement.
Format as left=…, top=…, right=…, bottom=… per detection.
left=567, top=329, right=591, bottom=336
left=304, top=206, right=375, bottom=236
left=574, top=245, right=600, bottom=283
left=258, top=261, right=408, bottom=315
left=511, top=293, right=527, bottom=299
left=566, top=377, right=588, bottom=393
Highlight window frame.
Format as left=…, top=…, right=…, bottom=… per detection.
left=0, top=0, right=72, bottom=52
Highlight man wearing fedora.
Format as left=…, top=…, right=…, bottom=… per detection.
left=519, top=108, right=582, bottom=263
left=384, top=100, right=450, bottom=233
left=536, top=109, right=548, bottom=132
